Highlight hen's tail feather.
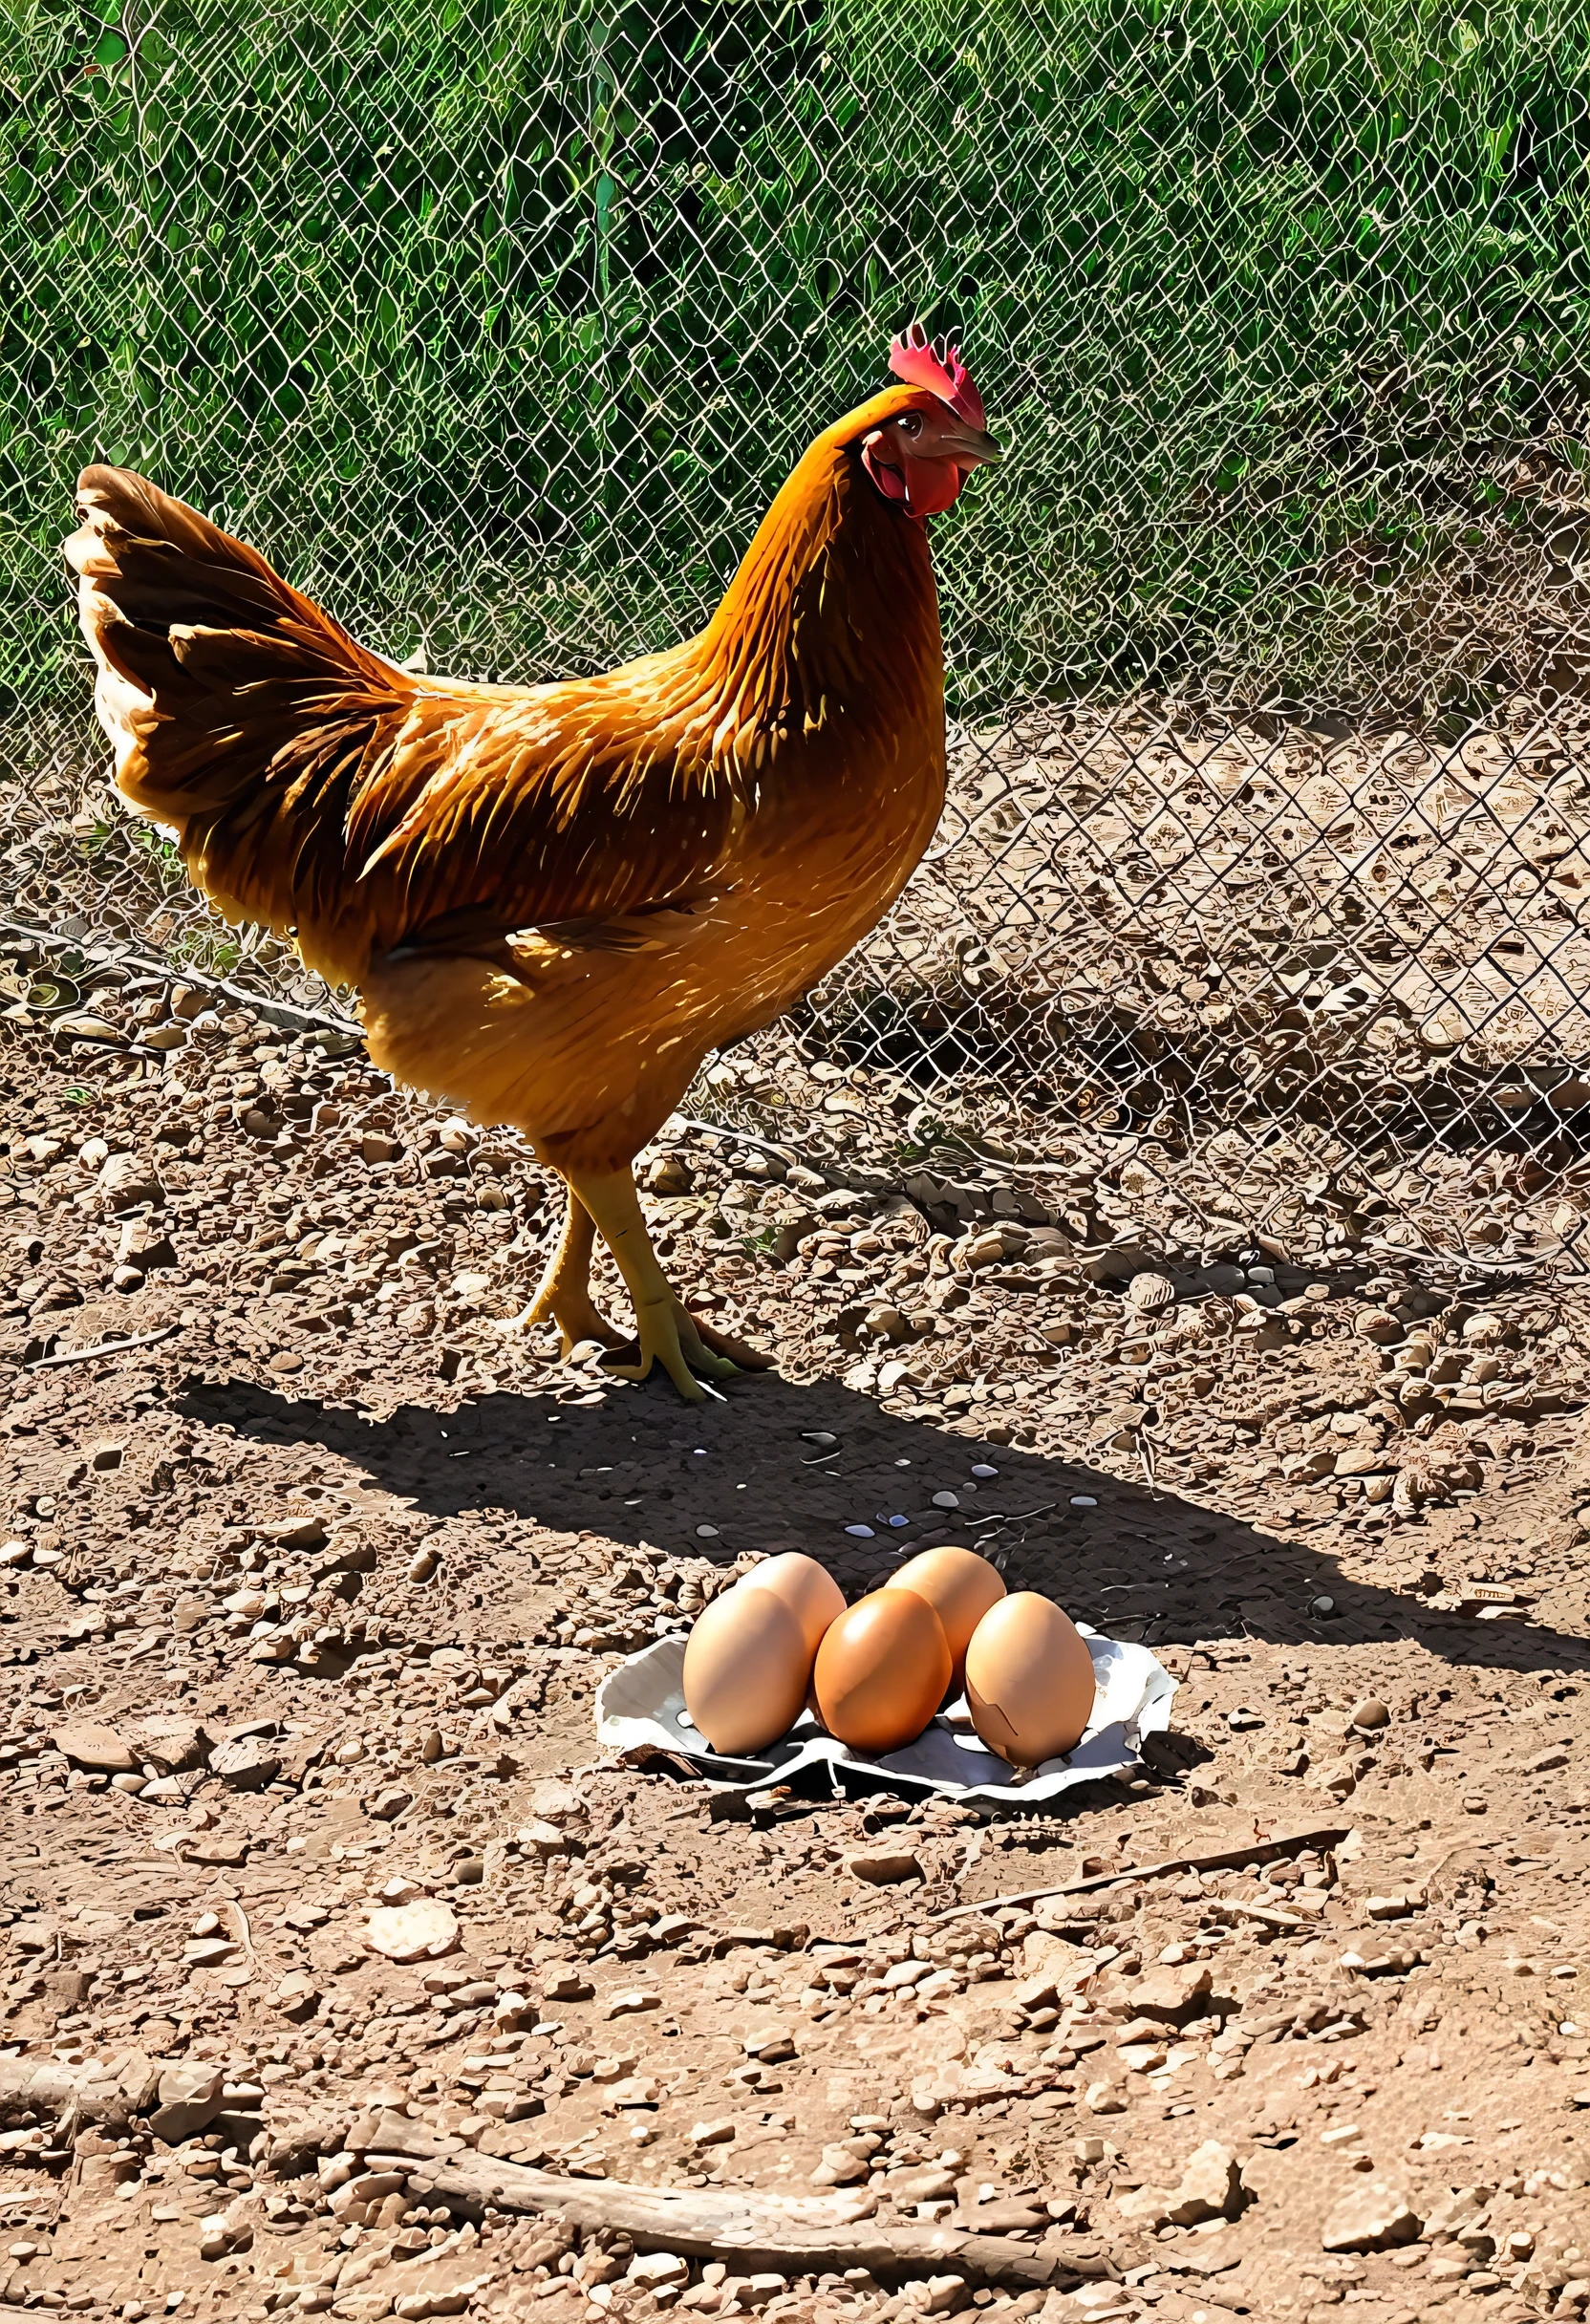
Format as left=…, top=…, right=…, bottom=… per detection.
left=65, top=464, right=413, bottom=978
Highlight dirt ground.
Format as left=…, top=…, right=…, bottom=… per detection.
left=3, top=981, right=1590, bottom=2324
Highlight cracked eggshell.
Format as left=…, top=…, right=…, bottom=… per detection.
left=739, top=1551, right=846, bottom=1658
left=963, top=1590, right=1096, bottom=1766
left=812, top=1587, right=952, bottom=1755
left=884, top=1544, right=1005, bottom=1673
left=682, top=1584, right=811, bottom=1754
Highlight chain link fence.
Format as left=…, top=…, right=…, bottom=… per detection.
left=7, top=0, right=1590, bottom=1276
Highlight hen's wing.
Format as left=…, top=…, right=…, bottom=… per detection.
left=344, top=678, right=744, bottom=971
left=67, top=463, right=744, bottom=986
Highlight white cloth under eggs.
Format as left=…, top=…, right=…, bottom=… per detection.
left=595, top=1626, right=1175, bottom=1803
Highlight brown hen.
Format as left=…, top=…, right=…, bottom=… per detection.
left=64, top=328, right=999, bottom=1397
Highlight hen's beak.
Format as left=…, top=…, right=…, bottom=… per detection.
left=943, top=419, right=1003, bottom=469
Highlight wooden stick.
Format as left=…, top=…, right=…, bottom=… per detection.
left=929, top=1824, right=1351, bottom=1925
left=1213, top=1897, right=1311, bottom=1934
left=364, top=2121, right=1061, bottom=2288
left=26, top=1323, right=179, bottom=1370
left=676, top=1118, right=802, bottom=1166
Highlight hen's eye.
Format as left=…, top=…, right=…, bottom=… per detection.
left=897, top=413, right=922, bottom=436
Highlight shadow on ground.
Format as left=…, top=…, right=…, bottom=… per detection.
left=178, top=1366, right=1590, bottom=1684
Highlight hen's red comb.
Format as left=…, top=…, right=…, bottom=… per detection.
left=888, top=322, right=985, bottom=430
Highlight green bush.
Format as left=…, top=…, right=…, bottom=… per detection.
left=4, top=0, right=1589, bottom=722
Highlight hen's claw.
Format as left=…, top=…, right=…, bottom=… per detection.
left=496, top=1185, right=628, bottom=1355
left=526, top=1289, right=629, bottom=1357
left=677, top=1306, right=775, bottom=1370
left=568, top=1167, right=771, bottom=1401
left=599, top=1303, right=761, bottom=1390
left=600, top=1295, right=734, bottom=1400
left=496, top=1293, right=629, bottom=1355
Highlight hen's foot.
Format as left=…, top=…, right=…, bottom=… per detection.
left=569, top=1167, right=760, bottom=1403
left=528, top=1279, right=630, bottom=1357
left=600, top=1294, right=739, bottom=1402
left=495, top=1292, right=628, bottom=1357
left=495, top=1184, right=627, bottom=1355
left=676, top=1305, right=776, bottom=1370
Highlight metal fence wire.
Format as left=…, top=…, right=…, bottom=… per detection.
left=8, top=0, right=1590, bottom=1276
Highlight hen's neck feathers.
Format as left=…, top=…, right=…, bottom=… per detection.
left=677, top=415, right=941, bottom=784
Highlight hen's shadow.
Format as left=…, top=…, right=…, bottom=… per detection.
left=177, top=1368, right=1590, bottom=1681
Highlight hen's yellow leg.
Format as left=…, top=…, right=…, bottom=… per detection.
left=502, top=1184, right=627, bottom=1354
left=569, top=1169, right=741, bottom=1401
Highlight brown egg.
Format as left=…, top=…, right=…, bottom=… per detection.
left=739, top=1552, right=845, bottom=1658
left=812, top=1588, right=952, bottom=1754
left=682, top=1584, right=811, bottom=1754
left=963, top=1591, right=1097, bottom=1766
left=884, top=1545, right=1005, bottom=1672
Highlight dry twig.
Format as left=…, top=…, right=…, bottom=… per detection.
left=930, top=1824, right=1351, bottom=1924
left=26, top=1323, right=179, bottom=1369
left=366, top=2122, right=1063, bottom=2287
